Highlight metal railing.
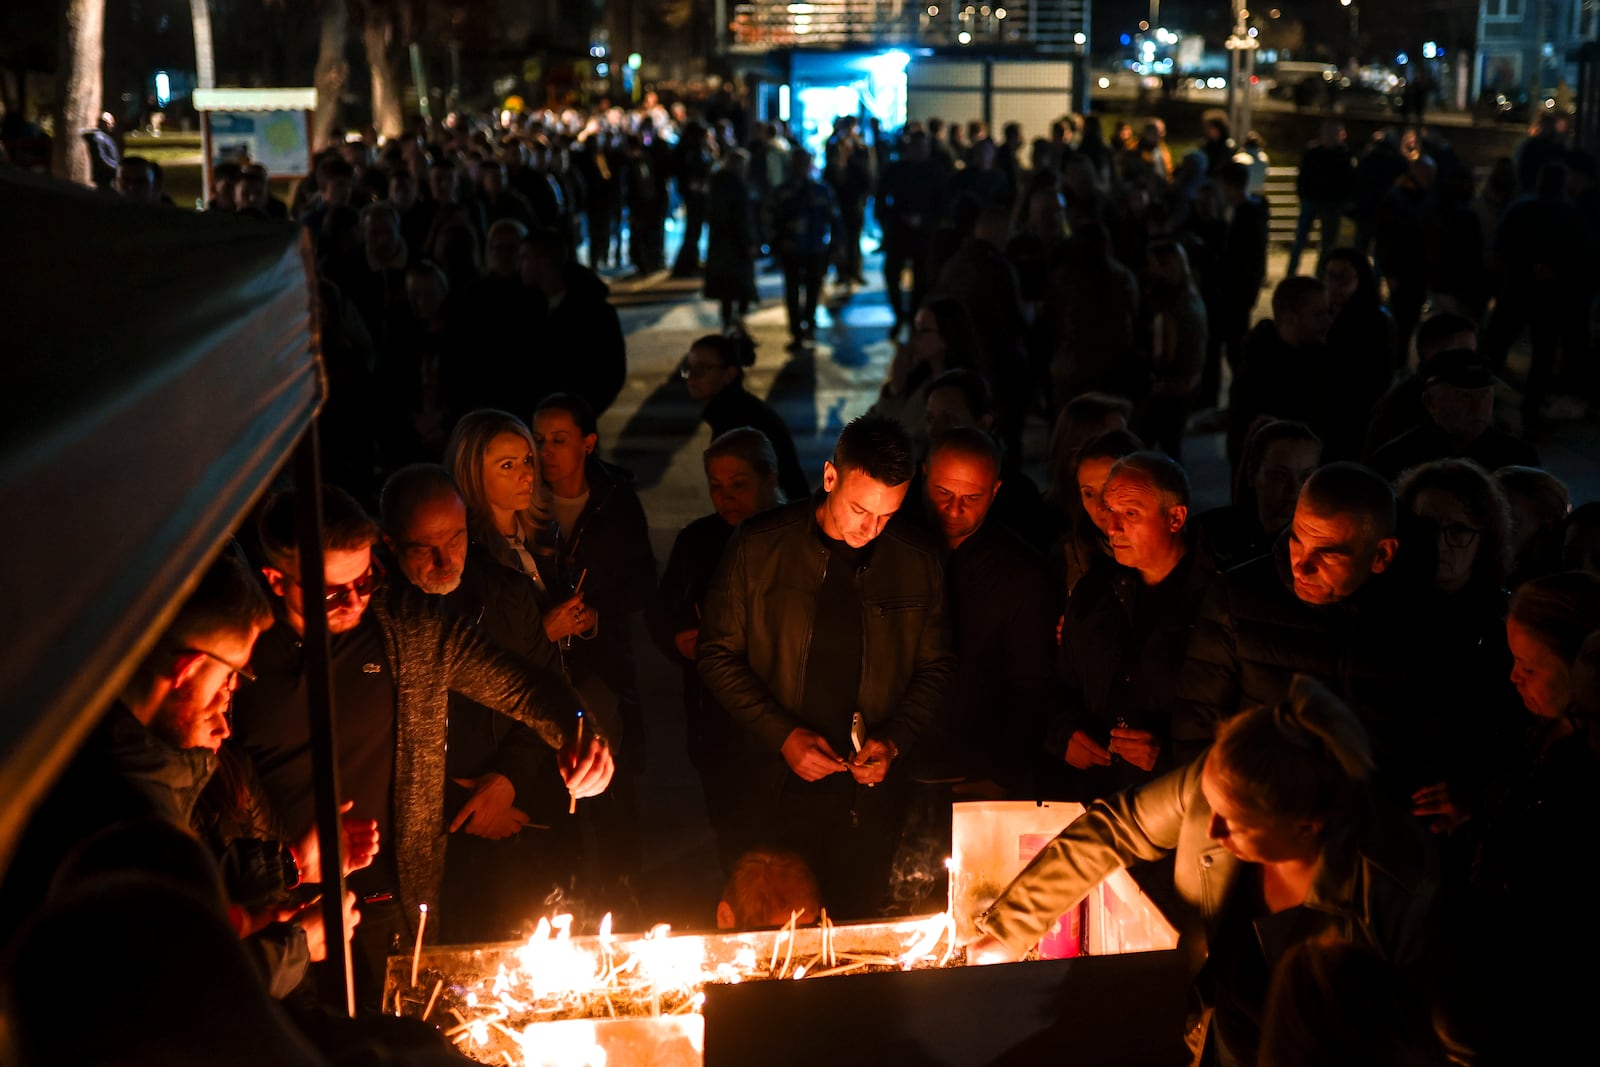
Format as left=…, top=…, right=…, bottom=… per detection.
left=727, top=0, right=1087, bottom=51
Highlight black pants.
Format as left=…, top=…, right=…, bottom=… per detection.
left=587, top=211, right=613, bottom=268
left=834, top=206, right=865, bottom=282
left=766, top=770, right=910, bottom=921
left=782, top=254, right=827, bottom=341
left=882, top=236, right=929, bottom=330
left=673, top=191, right=707, bottom=275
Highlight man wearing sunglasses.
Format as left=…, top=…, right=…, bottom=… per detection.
left=233, top=485, right=612, bottom=1009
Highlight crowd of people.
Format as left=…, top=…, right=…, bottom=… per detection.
left=4, top=95, right=1600, bottom=1066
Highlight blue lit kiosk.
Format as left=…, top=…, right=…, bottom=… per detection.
left=719, top=0, right=1090, bottom=158
left=193, top=86, right=317, bottom=208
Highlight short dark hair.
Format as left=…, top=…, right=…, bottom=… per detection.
left=926, top=368, right=994, bottom=420
left=379, top=463, right=463, bottom=536
left=705, top=427, right=782, bottom=489
left=1062, top=390, right=1135, bottom=424
left=1396, top=458, right=1513, bottom=592
left=1074, top=427, right=1144, bottom=469
left=533, top=392, right=598, bottom=437
left=1495, top=465, right=1570, bottom=530
left=1109, top=450, right=1191, bottom=510
left=256, top=485, right=380, bottom=572
left=831, top=414, right=914, bottom=487
left=927, top=426, right=1002, bottom=476
left=163, top=543, right=273, bottom=647
left=691, top=331, right=758, bottom=371
left=1216, top=160, right=1250, bottom=189
left=520, top=225, right=568, bottom=263
left=1509, top=571, right=1600, bottom=664
left=1271, top=275, right=1327, bottom=318
left=316, top=156, right=354, bottom=186
left=1299, top=462, right=1396, bottom=539
left=1236, top=418, right=1321, bottom=506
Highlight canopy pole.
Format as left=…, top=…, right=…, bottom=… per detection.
left=293, top=423, right=355, bottom=1017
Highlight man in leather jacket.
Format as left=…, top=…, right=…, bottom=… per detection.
left=699, top=415, right=955, bottom=918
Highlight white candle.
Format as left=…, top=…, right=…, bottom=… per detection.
left=411, top=903, right=429, bottom=987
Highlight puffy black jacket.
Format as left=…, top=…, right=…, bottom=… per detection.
left=698, top=496, right=954, bottom=762
left=1177, top=541, right=1447, bottom=798
left=1047, top=547, right=1215, bottom=801
left=914, top=517, right=1059, bottom=793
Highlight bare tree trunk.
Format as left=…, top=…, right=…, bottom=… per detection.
left=362, top=4, right=404, bottom=141
left=51, top=0, right=105, bottom=185
left=313, top=0, right=349, bottom=150
left=189, top=0, right=216, bottom=89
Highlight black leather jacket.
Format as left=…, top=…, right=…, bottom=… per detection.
left=697, top=496, right=955, bottom=760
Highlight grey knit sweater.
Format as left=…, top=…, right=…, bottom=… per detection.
left=367, top=584, right=584, bottom=936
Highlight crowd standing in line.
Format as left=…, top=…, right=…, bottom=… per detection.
left=5, top=98, right=1600, bottom=1066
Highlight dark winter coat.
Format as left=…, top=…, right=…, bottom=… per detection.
left=1176, top=541, right=1449, bottom=800
left=703, top=168, right=759, bottom=303
left=1048, top=547, right=1214, bottom=801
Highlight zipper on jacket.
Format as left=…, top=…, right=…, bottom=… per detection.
left=850, top=559, right=871, bottom=829
left=791, top=544, right=828, bottom=713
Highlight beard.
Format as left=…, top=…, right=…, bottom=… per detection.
left=414, top=571, right=462, bottom=595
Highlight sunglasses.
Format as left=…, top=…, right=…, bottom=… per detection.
left=291, top=562, right=383, bottom=607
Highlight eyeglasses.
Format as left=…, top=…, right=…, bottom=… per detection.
left=173, top=646, right=256, bottom=687
left=1436, top=523, right=1482, bottom=549
left=679, top=359, right=725, bottom=380
left=292, top=562, right=383, bottom=607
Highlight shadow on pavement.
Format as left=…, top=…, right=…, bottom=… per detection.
left=611, top=371, right=704, bottom=490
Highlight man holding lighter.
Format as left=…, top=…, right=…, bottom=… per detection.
left=699, top=415, right=954, bottom=918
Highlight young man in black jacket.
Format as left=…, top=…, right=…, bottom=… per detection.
left=698, top=415, right=954, bottom=918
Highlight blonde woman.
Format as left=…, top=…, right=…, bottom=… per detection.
left=445, top=408, right=591, bottom=646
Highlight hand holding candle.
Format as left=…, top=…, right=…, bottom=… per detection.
left=561, top=709, right=615, bottom=810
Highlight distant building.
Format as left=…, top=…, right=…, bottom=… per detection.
left=1474, top=0, right=1595, bottom=99
left=722, top=0, right=1091, bottom=149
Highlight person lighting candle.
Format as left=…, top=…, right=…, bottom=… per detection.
left=970, top=676, right=1441, bottom=1065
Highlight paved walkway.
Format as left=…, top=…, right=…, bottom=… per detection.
left=591, top=237, right=1600, bottom=932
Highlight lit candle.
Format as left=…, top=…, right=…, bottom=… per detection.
left=411, top=903, right=429, bottom=987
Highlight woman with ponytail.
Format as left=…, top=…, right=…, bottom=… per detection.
left=970, top=675, right=1440, bottom=1065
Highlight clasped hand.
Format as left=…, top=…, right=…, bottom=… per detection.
left=1064, top=728, right=1159, bottom=773
left=780, top=728, right=893, bottom=785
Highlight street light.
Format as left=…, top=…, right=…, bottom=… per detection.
left=1340, top=0, right=1359, bottom=64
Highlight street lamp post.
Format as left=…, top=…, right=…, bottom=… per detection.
left=1340, top=0, right=1358, bottom=66
left=1226, top=0, right=1257, bottom=140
